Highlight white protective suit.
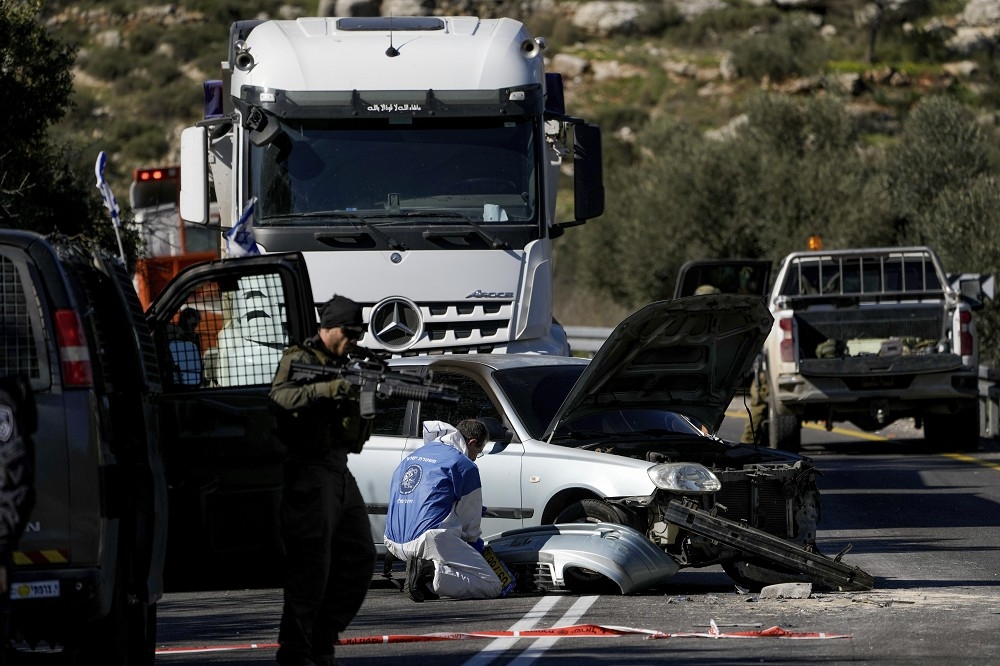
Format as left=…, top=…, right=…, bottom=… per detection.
left=384, top=421, right=501, bottom=599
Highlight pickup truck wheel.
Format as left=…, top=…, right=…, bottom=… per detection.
left=924, top=402, right=980, bottom=452
left=767, top=398, right=801, bottom=453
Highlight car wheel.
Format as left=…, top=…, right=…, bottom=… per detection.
left=553, top=498, right=628, bottom=526
left=767, top=396, right=801, bottom=452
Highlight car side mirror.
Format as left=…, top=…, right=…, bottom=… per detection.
left=479, top=416, right=513, bottom=454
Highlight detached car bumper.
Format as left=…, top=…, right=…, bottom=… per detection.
left=484, top=522, right=680, bottom=594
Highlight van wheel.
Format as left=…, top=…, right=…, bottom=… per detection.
left=66, top=570, right=155, bottom=665
left=767, top=397, right=801, bottom=453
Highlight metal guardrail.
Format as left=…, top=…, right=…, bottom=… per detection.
left=565, top=326, right=612, bottom=357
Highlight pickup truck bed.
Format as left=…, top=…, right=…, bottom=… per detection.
left=765, top=247, right=980, bottom=452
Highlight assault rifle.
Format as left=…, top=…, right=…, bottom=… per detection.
left=288, top=350, right=459, bottom=418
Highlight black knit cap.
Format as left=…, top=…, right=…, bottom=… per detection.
left=319, top=295, right=364, bottom=329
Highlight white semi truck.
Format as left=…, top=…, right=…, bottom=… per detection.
left=179, top=15, right=604, bottom=356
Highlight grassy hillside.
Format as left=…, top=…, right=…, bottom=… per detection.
left=39, top=1, right=1000, bottom=330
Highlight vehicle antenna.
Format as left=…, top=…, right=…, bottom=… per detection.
left=386, top=15, right=399, bottom=57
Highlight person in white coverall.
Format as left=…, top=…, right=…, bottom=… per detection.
left=384, top=419, right=502, bottom=602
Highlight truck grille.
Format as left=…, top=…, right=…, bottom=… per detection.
left=367, top=297, right=512, bottom=354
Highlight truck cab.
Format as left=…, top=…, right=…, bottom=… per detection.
left=180, top=16, right=604, bottom=356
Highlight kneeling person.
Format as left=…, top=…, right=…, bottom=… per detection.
left=385, top=419, right=502, bottom=602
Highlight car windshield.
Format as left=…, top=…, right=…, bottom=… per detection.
left=492, top=365, right=584, bottom=440
left=493, top=365, right=705, bottom=442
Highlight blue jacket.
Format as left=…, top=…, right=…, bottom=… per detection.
left=385, top=421, right=483, bottom=546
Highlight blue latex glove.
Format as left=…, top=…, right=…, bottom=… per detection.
left=470, top=538, right=485, bottom=553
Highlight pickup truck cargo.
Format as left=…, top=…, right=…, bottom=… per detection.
left=763, top=246, right=981, bottom=451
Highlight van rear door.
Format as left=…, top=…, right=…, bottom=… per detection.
left=147, top=252, right=315, bottom=586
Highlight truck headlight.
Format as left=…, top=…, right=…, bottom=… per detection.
left=648, top=463, right=721, bottom=494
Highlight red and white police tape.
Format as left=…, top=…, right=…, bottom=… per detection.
left=154, top=620, right=851, bottom=655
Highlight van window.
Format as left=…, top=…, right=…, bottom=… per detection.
left=0, top=252, right=50, bottom=390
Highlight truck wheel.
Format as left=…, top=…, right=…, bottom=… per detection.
left=924, top=402, right=980, bottom=452
left=767, top=397, right=801, bottom=453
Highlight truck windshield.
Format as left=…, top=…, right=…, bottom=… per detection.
left=250, top=116, right=538, bottom=225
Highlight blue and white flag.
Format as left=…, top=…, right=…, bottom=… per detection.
left=225, top=197, right=261, bottom=257
left=94, top=151, right=121, bottom=229
left=95, top=151, right=126, bottom=261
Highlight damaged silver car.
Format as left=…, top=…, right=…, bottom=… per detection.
left=355, top=294, right=873, bottom=592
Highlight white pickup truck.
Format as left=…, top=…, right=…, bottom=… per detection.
left=763, top=246, right=984, bottom=452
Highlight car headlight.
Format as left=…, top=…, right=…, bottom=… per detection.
left=647, top=463, right=721, bottom=494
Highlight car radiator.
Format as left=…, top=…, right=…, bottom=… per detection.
left=713, top=466, right=799, bottom=541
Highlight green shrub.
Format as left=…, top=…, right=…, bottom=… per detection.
left=729, top=20, right=828, bottom=82
left=79, top=45, right=134, bottom=81
left=667, top=5, right=783, bottom=47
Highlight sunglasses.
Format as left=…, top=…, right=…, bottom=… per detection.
left=341, top=327, right=365, bottom=340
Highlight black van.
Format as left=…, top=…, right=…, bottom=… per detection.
left=1, top=229, right=321, bottom=661
left=1, top=230, right=166, bottom=662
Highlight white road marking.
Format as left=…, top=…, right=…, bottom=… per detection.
left=461, top=595, right=562, bottom=666
left=508, top=595, right=599, bottom=665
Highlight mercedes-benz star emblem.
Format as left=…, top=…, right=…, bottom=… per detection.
left=370, top=297, right=424, bottom=351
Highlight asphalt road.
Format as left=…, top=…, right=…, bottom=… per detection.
left=57, top=407, right=1000, bottom=664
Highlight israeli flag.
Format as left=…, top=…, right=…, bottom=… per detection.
left=225, top=197, right=261, bottom=257
left=94, top=151, right=121, bottom=229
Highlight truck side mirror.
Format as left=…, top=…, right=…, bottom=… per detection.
left=573, top=122, right=604, bottom=223
left=180, top=127, right=209, bottom=224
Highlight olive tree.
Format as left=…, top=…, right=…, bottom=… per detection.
left=0, top=0, right=121, bottom=251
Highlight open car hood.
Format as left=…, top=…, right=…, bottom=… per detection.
left=545, top=294, right=772, bottom=437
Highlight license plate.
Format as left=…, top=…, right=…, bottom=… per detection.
left=10, top=580, right=60, bottom=600
left=482, top=545, right=516, bottom=597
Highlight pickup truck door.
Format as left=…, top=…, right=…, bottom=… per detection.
left=674, top=259, right=772, bottom=299
left=147, top=252, right=315, bottom=584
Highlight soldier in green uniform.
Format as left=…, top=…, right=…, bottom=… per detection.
left=270, top=295, right=374, bottom=666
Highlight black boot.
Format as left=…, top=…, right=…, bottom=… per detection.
left=405, top=558, right=437, bottom=602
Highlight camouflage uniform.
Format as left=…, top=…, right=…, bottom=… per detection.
left=270, top=336, right=374, bottom=666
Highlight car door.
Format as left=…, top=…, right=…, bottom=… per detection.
left=350, top=396, right=419, bottom=551
left=409, top=369, right=525, bottom=538
left=147, top=252, right=315, bottom=583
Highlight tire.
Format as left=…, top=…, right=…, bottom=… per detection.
left=554, top=498, right=629, bottom=526
left=66, top=564, right=156, bottom=665
left=924, top=401, right=980, bottom=453
left=767, top=395, right=801, bottom=453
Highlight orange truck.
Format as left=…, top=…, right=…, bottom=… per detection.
left=129, top=166, right=219, bottom=309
